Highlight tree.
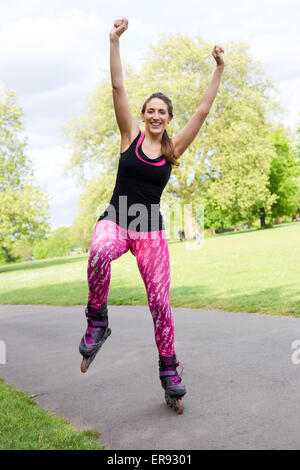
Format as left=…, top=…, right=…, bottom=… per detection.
left=47, top=227, right=73, bottom=257
left=295, top=114, right=300, bottom=161
left=0, top=88, right=50, bottom=263
left=33, top=227, right=73, bottom=260
left=205, top=103, right=277, bottom=229
left=266, top=128, right=300, bottom=222
left=33, top=239, right=49, bottom=260
left=294, top=116, right=300, bottom=217
left=64, top=35, right=282, bottom=234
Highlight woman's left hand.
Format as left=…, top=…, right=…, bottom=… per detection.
left=211, top=45, right=225, bottom=66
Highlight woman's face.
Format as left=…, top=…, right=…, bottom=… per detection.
left=141, top=98, right=172, bottom=135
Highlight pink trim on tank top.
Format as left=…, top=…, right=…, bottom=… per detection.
left=135, top=131, right=166, bottom=166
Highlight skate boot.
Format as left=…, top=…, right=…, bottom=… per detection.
left=159, top=354, right=187, bottom=414
left=79, top=302, right=111, bottom=373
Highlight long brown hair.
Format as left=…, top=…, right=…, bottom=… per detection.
left=141, top=92, right=180, bottom=168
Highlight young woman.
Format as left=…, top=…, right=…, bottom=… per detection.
left=79, top=17, right=224, bottom=414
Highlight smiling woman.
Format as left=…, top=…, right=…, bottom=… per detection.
left=77, top=16, right=225, bottom=414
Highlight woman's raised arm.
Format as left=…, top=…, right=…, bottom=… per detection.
left=110, top=18, right=139, bottom=150
left=172, top=45, right=225, bottom=159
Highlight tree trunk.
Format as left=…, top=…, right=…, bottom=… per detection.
left=2, top=245, right=16, bottom=263
left=260, top=208, right=266, bottom=228
left=184, top=205, right=200, bottom=240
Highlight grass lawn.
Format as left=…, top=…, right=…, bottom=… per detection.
left=0, top=379, right=104, bottom=450
left=1, top=223, right=300, bottom=316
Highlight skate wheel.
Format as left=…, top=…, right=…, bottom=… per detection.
left=80, top=357, right=88, bottom=373
left=177, top=399, right=184, bottom=415
left=165, top=394, right=184, bottom=414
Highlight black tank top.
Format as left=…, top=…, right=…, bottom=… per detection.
left=98, top=130, right=172, bottom=231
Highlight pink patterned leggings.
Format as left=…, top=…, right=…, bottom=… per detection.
left=87, top=219, right=175, bottom=356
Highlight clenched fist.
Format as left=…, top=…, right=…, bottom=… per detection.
left=110, top=17, right=128, bottom=41
left=211, top=45, right=225, bottom=66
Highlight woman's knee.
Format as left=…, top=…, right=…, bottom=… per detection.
left=88, top=242, right=112, bottom=268
left=149, top=294, right=171, bottom=318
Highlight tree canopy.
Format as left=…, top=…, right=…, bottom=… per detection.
left=0, top=88, right=50, bottom=263
left=267, top=128, right=300, bottom=220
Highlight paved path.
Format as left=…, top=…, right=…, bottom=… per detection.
left=1, top=305, right=300, bottom=450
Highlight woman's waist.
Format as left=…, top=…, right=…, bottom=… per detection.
left=99, top=203, right=164, bottom=232
left=110, top=192, right=162, bottom=208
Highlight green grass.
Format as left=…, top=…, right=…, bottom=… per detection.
left=0, top=378, right=104, bottom=450
left=1, top=223, right=300, bottom=316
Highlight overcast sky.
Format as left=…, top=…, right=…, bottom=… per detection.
left=1, top=0, right=299, bottom=229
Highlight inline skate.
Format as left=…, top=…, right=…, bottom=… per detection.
left=159, top=354, right=186, bottom=414
left=79, top=302, right=111, bottom=373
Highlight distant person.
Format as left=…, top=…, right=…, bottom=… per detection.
left=178, top=230, right=186, bottom=241
left=78, top=17, right=225, bottom=413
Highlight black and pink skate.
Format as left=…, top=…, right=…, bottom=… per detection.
left=159, top=354, right=186, bottom=414
left=79, top=302, right=111, bottom=373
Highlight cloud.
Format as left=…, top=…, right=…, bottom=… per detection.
left=0, top=10, right=108, bottom=152
left=0, top=10, right=109, bottom=95
left=277, top=79, right=300, bottom=130
left=251, top=32, right=300, bottom=82
left=28, top=146, right=69, bottom=183
left=20, top=70, right=103, bottom=149
left=28, top=145, right=82, bottom=228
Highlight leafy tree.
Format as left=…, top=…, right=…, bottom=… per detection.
left=266, top=128, right=300, bottom=222
left=10, top=239, right=34, bottom=261
left=295, top=114, right=300, bottom=161
left=205, top=104, right=277, bottom=229
left=47, top=227, right=73, bottom=257
left=0, top=88, right=50, bottom=263
left=202, top=195, right=232, bottom=234
left=294, top=116, right=300, bottom=217
left=33, top=227, right=73, bottom=259
left=33, top=239, right=49, bottom=260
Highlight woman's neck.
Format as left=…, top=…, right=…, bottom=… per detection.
left=143, top=130, right=163, bottom=146
left=142, top=130, right=163, bottom=158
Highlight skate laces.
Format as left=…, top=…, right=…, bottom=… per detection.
left=85, top=309, right=98, bottom=330
left=172, top=361, right=184, bottom=386
left=84, top=310, right=95, bottom=338
left=85, top=311, right=107, bottom=338
left=87, top=317, right=95, bottom=328
left=83, top=305, right=108, bottom=346
left=85, top=311, right=98, bottom=340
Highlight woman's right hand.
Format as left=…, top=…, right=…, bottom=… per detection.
left=110, top=17, right=128, bottom=41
